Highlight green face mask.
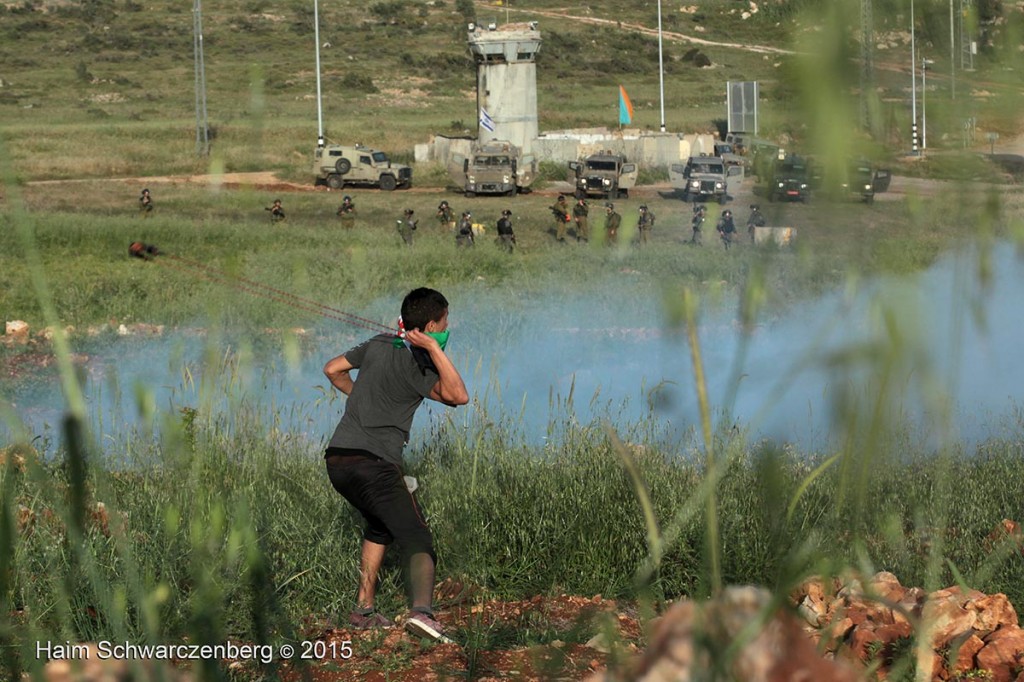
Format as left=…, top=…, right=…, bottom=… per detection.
left=393, top=328, right=450, bottom=351
left=426, top=329, right=450, bottom=351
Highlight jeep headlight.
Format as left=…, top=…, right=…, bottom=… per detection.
left=864, top=184, right=872, bottom=191
left=715, top=182, right=723, bottom=189
left=777, top=182, right=784, bottom=188
left=503, top=175, right=511, bottom=184
left=603, top=178, right=611, bottom=186
left=467, top=175, right=475, bottom=183
left=800, top=183, right=807, bottom=189
left=690, top=180, right=699, bottom=189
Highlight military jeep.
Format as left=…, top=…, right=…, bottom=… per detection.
left=568, top=152, right=638, bottom=200
left=768, top=154, right=811, bottom=202
left=447, top=140, right=536, bottom=197
left=312, top=144, right=412, bottom=191
left=670, top=155, right=733, bottom=204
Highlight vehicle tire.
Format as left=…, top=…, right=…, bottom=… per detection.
left=507, top=186, right=517, bottom=197
left=621, top=189, right=629, bottom=199
left=574, top=188, right=585, bottom=200
left=335, top=158, right=352, bottom=175
left=326, top=174, right=344, bottom=190
left=465, top=190, right=476, bottom=198
left=718, top=194, right=727, bottom=205
left=864, top=195, right=874, bottom=205
left=379, top=174, right=397, bottom=191
left=681, top=190, right=690, bottom=203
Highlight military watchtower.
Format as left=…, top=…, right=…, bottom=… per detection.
left=467, top=22, right=541, bottom=154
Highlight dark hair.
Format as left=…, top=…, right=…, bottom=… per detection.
left=401, top=288, right=449, bottom=331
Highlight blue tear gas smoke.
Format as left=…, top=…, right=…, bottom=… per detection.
left=6, top=242, right=1024, bottom=458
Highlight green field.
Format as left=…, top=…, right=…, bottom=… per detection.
left=3, top=0, right=1024, bottom=679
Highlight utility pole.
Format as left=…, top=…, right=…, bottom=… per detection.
left=950, top=0, right=956, bottom=99
left=860, top=0, right=874, bottom=131
left=314, top=0, right=324, bottom=148
left=193, top=0, right=209, bottom=156
left=657, top=0, right=666, bottom=132
left=910, top=0, right=918, bottom=155
left=922, top=58, right=934, bottom=149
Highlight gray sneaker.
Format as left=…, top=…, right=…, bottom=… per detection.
left=348, top=610, right=394, bottom=630
left=404, top=611, right=453, bottom=643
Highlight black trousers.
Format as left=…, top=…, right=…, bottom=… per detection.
left=325, top=448, right=435, bottom=560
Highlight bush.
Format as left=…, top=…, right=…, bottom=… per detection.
left=340, top=72, right=378, bottom=94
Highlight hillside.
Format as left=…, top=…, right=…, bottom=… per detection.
left=1, top=0, right=1022, bottom=183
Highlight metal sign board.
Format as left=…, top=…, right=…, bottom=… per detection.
left=726, top=81, right=759, bottom=135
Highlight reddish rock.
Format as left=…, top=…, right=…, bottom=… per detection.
left=951, top=633, right=986, bottom=674
left=970, top=594, right=1019, bottom=633
left=869, top=571, right=907, bottom=603
left=922, top=595, right=979, bottom=649
left=977, top=626, right=1024, bottom=682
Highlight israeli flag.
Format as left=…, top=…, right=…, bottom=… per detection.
left=479, top=107, right=495, bottom=132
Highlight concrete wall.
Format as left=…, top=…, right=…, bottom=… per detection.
left=425, top=129, right=717, bottom=169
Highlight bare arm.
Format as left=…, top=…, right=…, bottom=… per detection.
left=405, top=329, right=469, bottom=407
left=323, top=353, right=355, bottom=395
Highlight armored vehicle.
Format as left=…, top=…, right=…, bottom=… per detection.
left=447, top=141, right=536, bottom=197
left=805, top=157, right=891, bottom=204
left=713, top=142, right=744, bottom=168
left=312, top=144, right=412, bottom=191
left=670, top=155, right=732, bottom=204
left=768, top=154, right=811, bottom=202
left=568, top=152, right=638, bottom=200
left=842, top=161, right=891, bottom=203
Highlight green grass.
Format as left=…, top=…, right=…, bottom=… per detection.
left=3, top=0, right=1024, bottom=678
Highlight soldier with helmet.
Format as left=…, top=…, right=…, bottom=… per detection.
left=717, top=208, right=737, bottom=249
left=636, top=204, right=656, bottom=245
left=456, top=211, right=475, bottom=248
left=604, top=202, right=621, bottom=246
left=550, top=194, right=570, bottom=243
left=139, top=188, right=153, bottom=217
left=266, top=198, right=286, bottom=223
left=690, top=204, right=707, bottom=246
left=496, top=209, right=516, bottom=253
left=746, top=204, right=766, bottom=243
left=397, top=208, right=417, bottom=246
left=572, top=197, right=590, bottom=243
left=337, top=195, right=356, bottom=229
left=436, top=200, right=455, bottom=230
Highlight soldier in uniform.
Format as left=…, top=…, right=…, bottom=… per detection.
left=496, top=209, right=516, bottom=253
left=572, top=197, right=590, bottom=243
left=717, top=209, right=737, bottom=250
left=604, top=202, right=621, bottom=246
left=436, top=200, right=454, bottom=230
left=550, top=194, right=570, bottom=242
left=266, top=199, right=286, bottom=223
left=139, top=188, right=153, bottom=217
left=455, top=211, right=475, bottom=248
left=636, top=204, right=656, bottom=245
left=746, top=204, right=766, bottom=244
left=397, top=208, right=417, bottom=246
left=337, top=195, right=356, bottom=229
left=690, top=204, right=706, bottom=246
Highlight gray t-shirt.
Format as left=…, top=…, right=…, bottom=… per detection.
left=327, top=334, right=440, bottom=466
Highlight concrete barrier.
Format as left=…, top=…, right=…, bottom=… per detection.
left=753, top=226, right=797, bottom=246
